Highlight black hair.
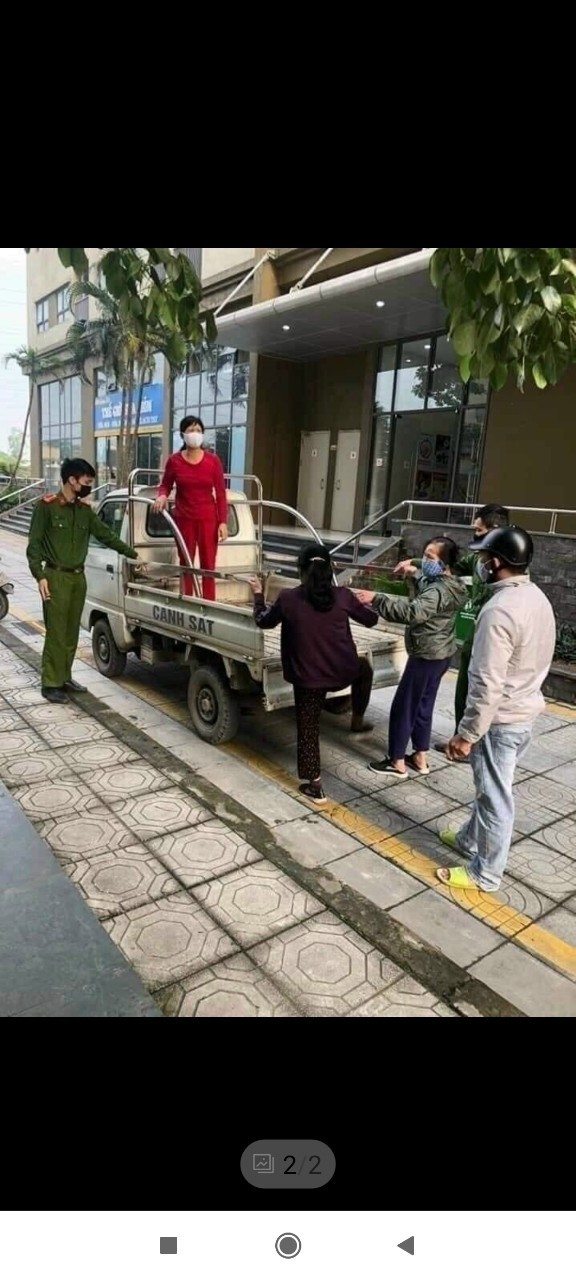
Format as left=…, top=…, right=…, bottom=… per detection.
left=180, top=415, right=204, bottom=436
left=476, top=503, right=509, bottom=528
left=298, top=543, right=335, bottom=612
left=61, top=458, right=96, bottom=483
left=423, top=535, right=459, bottom=569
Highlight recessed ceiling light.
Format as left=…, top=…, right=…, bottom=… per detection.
left=282, top=324, right=290, bottom=331
left=424, top=343, right=431, bottom=349
left=406, top=359, right=412, bottom=364
left=376, top=300, right=385, bottom=308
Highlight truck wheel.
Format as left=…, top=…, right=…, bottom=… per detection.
left=187, top=665, right=240, bottom=744
left=92, top=619, right=127, bottom=678
left=0, top=590, right=9, bottom=623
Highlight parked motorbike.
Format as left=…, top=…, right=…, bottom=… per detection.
left=0, top=556, right=14, bottom=622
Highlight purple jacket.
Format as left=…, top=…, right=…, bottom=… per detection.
left=253, top=586, right=379, bottom=689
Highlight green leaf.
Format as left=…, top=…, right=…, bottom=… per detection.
left=541, top=285, right=562, bottom=314
left=452, top=320, right=477, bottom=356
left=532, top=363, right=547, bottom=389
left=561, top=257, right=576, bottom=278
left=480, top=264, right=500, bottom=295
left=58, top=249, right=74, bottom=269
left=513, top=303, right=544, bottom=334
left=542, top=347, right=558, bottom=384
left=458, top=354, right=472, bottom=382
left=562, top=294, right=576, bottom=313
left=518, top=255, right=542, bottom=283
left=491, top=362, right=508, bottom=391
left=477, top=350, right=494, bottom=378
left=498, top=248, right=515, bottom=264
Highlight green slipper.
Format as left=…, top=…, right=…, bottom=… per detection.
left=436, top=866, right=476, bottom=889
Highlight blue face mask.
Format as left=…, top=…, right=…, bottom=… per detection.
left=421, top=557, right=444, bottom=580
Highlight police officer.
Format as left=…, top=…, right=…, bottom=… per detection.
left=27, top=457, right=141, bottom=703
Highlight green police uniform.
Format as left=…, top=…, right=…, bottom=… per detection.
left=27, top=493, right=137, bottom=689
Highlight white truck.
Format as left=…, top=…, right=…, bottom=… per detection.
left=81, top=472, right=406, bottom=744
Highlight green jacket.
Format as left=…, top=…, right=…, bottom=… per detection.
left=27, top=494, right=137, bottom=581
left=374, top=572, right=468, bottom=660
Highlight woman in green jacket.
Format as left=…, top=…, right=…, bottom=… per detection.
left=355, top=537, right=467, bottom=779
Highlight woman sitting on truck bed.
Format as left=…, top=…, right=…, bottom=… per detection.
left=250, top=544, right=379, bottom=807
left=153, top=416, right=228, bottom=600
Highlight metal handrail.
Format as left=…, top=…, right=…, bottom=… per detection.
left=332, top=499, right=576, bottom=561
left=126, top=495, right=201, bottom=597
left=0, top=479, right=46, bottom=507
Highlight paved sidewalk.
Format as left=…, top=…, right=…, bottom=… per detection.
left=2, top=526, right=576, bottom=1016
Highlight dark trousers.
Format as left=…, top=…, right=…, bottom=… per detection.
left=294, top=658, right=373, bottom=780
left=388, top=654, right=450, bottom=760
left=455, top=636, right=473, bottom=730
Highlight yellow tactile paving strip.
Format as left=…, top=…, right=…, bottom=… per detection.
left=6, top=601, right=576, bottom=983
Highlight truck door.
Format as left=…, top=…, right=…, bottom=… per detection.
left=85, top=497, right=127, bottom=610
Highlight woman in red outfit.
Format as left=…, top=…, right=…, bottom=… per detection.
left=153, top=416, right=228, bottom=600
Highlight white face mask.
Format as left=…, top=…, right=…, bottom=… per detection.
left=183, top=431, right=203, bottom=448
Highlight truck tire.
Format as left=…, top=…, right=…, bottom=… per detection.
left=92, top=619, right=127, bottom=678
left=187, top=665, right=240, bottom=744
left=0, top=590, right=9, bottom=623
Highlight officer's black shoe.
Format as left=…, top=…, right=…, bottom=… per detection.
left=63, top=679, right=87, bottom=693
left=41, top=687, right=68, bottom=704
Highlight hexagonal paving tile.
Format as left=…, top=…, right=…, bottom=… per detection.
left=193, top=861, right=324, bottom=945
left=22, top=703, right=88, bottom=726
left=1, top=686, right=46, bottom=708
left=149, top=820, right=262, bottom=886
left=507, top=840, right=576, bottom=901
left=109, top=789, right=210, bottom=838
left=0, top=728, right=45, bottom=761
left=34, top=719, right=113, bottom=746
left=62, top=846, right=179, bottom=917
left=86, top=761, right=173, bottom=802
left=380, top=781, right=455, bottom=823
left=104, top=891, right=238, bottom=989
left=55, top=740, right=139, bottom=772
left=349, top=976, right=457, bottom=1017
left=36, top=804, right=138, bottom=861
left=0, top=750, right=82, bottom=789
left=1, top=670, right=38, bottom=693
left=249, top=911, right=407, bottom=1016
left=10, top=778, right=97, bottom=822
left=157, top=953, right=301, bottom=1017
left=0, top=708, right=27, bottom=734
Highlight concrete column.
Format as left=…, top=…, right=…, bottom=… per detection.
left=253, top=248, right=280, bottom=304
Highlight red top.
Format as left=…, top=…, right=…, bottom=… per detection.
left=158, top=450, right=228, bottom=524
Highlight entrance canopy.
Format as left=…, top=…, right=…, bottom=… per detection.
left=214, top=249, right=447, bottom=361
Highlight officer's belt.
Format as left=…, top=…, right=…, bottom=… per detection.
left=46, top=562, right=84, bottom=575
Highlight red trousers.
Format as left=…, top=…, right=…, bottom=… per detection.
left=175, top=514, right=219, bottom=600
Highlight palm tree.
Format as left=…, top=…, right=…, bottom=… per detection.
left=4, top=346, right=62, bottom=488
left=67, top=279, right=187, bottom=486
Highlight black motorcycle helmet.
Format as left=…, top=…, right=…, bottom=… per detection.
left=469, top=525, right=534, bottom=568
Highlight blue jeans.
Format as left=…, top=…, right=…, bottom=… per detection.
left=457, top=723, right=533, bottom=891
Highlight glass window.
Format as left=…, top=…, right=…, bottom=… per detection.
left=452, top=407, right=487, bottom=506
left=215, top=400, right=232, bottom=426
left=40, top=384, right=50, bottom=426
left=71, top=377, right=82, bottom=424
left=229, top=425, right=247, bottom=485
left=173, top=375, right=186, bottom=410
left=394, top=340, right=430, bottom=411
left=201, top=403, right=215, bottom=427
left=49, top=381, right=60, bottom=423
left=57, top=286, right=71, bottom=324
left=428, top=335, right=463, bottom=409
left=365, top=414, right=393, bottom=520
left=467, top=376, right=490, bottom=406
left=146, top=501, right=239, bottom=539
left=36, top=298, right=49, bottom=333
left=97, top=499, right=127, bottom=537
left=374, top=345, right=396, bottom=413
left=40, top=375, right=83, bottom=475
left=96, top=436, right=118, bottom=487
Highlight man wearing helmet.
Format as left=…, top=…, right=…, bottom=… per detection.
left=436, top=526, right=556, bottom=892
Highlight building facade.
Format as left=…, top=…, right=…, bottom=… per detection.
left=25, top=247, right=576, bottom=535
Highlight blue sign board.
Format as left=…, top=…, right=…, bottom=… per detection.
left=94, top=382, right=164, bottom=431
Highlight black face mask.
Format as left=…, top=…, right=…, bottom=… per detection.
left=78, top=484, right=92, bottom=499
